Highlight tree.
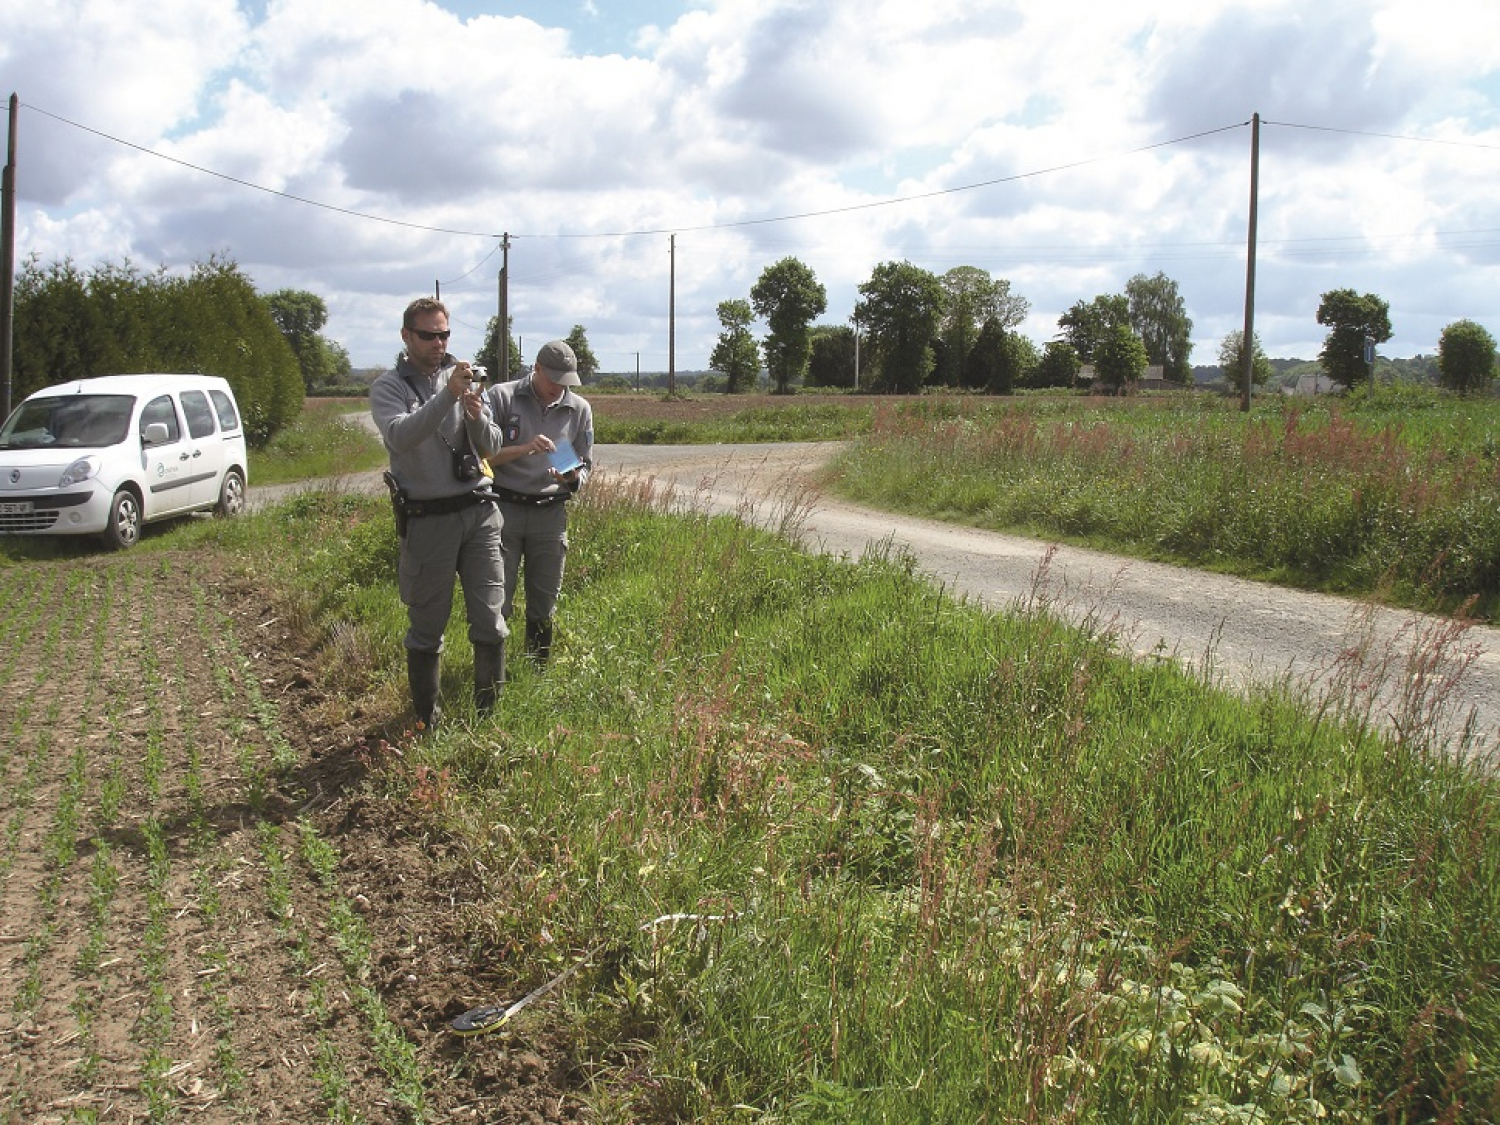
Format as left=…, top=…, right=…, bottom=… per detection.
left=175, top=257, right=304, bottom=442
left=938, top=267, right=1030, bottom=388
left=1058, top=294, right=1129, bottom=364
left=477, top=316, right=523, bottom=382
left=855, top=260, right=945, bottom=393
left=1218, top=329, right=1274, bottom=388
left=86, top=260, right=161, bottom=373
left=963, top=318, right=1012, bottom=394
left=1004, top=334, right=1040, bottom=389
left=564, top=325, right=599, bottom=379
left=14, top=257, right=141, bottom=396
left=15, top=254, right=301, bottom=443
left=709, top=299, right=761, bottom=393
left=1092, top=323, right=1149, bottom=393
left=1316, top=288, right=1391, bottom=389
left=750, top=257, right=827, bottom=394
left=994, top=280, right=1030, bottom=331
left=1437, top=320, right=1498, bottom=394
left=1031, top=340, right=1081, bottom=389
left=267, top=289, right=331, bottom=392
left=807, top=325, right=856, bottom=388
left=323, top=339, right=354, bottom=385
left=1126, top=272, right=1193, bottom=382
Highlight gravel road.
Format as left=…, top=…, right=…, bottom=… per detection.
left=257, top=435, right=1499, bottom=761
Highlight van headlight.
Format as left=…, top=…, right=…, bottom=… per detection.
left=59, top=456, right=101, bottom=487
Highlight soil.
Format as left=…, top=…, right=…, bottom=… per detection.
left=590, top=391, right=892, bottom=423
left=0, top=551, right=587, bottom=1123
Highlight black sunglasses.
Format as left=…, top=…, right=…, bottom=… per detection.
left=410, top=328, right=452, bottom=342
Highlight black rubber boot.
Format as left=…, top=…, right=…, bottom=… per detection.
left=406, top=649, right=442, bottom=732
left=525, top=619, right=553, bottom=668
left=474, top=640, right=506, bottom=714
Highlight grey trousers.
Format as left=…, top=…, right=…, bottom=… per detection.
left=497, top=500, right=569, bottom=624
left=399, top=501, right=509, bottom=652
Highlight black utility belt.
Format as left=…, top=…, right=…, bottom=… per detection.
left=406, top=490, right=498, bottom=518
left=493, top=487, right=569, bottom=508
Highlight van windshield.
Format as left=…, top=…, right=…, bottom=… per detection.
left=0, top=395, right=135, bottom=450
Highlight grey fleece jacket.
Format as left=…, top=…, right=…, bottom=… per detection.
left=370, top=352, right=505, bottom=501
left=486, top=373, right=595, bottom=497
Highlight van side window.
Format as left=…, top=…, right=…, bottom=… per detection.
left=209, top=389, right=241, bottom=432
left=181, top=390, right=216, bottom=439
left=139, top=396, right=181, bottom=446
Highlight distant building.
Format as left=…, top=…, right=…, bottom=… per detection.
left=1082, top=364, right=1172, bottom=393
left=1137, top=365, right=1169, bottom=390
left=1287, top=373, right=1342, bottom=396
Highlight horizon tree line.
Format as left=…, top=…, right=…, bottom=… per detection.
left=705, top=258, right=1495, bottom=397
left=10, top=254, right=1494, bottom=425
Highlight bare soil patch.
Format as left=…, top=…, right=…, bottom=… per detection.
left=0, top=551, right=585, bottom=1123
left=589, top=390, right=888, bottom=424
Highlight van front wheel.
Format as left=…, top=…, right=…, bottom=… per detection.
left=102, top=488, right=142, bottom=550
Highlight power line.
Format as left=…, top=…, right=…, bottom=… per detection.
left=531, top=122, right=1254, bottom=238
left=438, top=238, right=505, bottom=286
left=1263, top=119, right=1500, bottom=150
left=23, top=100, right=1247, bottom=242
left=20, top=100, right=1500, bottom=265
left=20, top=101, right=502, bottom=238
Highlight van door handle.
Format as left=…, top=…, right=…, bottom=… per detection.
left=179, top=452, right=191, bottom=461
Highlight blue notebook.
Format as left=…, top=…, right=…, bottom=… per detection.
left=547, top=438, right=584, bottom=474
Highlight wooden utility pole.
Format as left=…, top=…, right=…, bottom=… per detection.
left=1240, top=112, right=1260, bottom=413
left=668, top=234, right=676, bottom=396
left=852, top=315, right=860, bottom=391
left=3, top=93, right=18, bottom=419
left=498, top=232, right=510, bottom=381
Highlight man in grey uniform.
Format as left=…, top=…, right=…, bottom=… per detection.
left=485, top=339, right=594, bottom=667
left=370, top=297, right=508, bottom=728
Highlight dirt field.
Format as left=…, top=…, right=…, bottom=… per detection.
left=588, top=390, right=889, bottom=423
left=0, top=552, right=584, bottom=1122
left=0, top=402, right=879, bottom=1123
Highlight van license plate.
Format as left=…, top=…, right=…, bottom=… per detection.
left=0, top=501, right=34, bottom=515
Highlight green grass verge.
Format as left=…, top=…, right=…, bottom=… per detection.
left=170, top=463, right=1498, bottom=1124
left=249, top=397, right=388, bottom=486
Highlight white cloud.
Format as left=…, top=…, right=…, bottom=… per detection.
left=5, top=0, right=1499, bottom=371
left=1, top=0, right=247, bottom=201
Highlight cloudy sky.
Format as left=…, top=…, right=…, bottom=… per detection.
left=4, top=0, right=1499, bottom=375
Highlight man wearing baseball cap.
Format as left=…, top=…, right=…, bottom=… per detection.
left=484, top=339, right=595, bottom=667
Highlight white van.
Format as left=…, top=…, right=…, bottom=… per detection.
left=0, top=374, right=249, bottom=549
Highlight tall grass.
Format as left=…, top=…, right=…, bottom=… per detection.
left=206, top=466, right=1498, bottom=1123
left=830, top=387, right=1500, bottom=621
left=250, top=396, right=387, bottom=486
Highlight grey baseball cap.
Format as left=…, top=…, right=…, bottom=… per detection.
left=536, top=339, right=581, bottom=386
